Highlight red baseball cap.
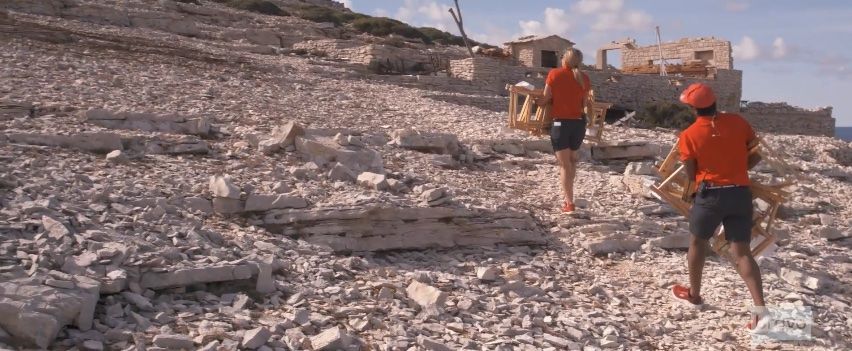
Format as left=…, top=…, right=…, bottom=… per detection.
left=680, top=83, right=716, bottom=108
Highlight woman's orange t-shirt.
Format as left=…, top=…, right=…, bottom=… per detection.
left=545, top=68, right=591, bottom=120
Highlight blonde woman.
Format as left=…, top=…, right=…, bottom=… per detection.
left=543, top=48, right=590, bottom=213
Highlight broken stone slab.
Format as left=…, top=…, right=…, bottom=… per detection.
left=139, top=136, right=210, bottom=155
left=430, top=154, right=459, bottom=169
left=295, top=135, right=383, bottom=173
left=522, top=139, right=553, bottom=153
left=475, top=267, right=499, bottom=281
left=616, top=174, right=657, bottom=199
left=261, top=206, right=547, bottom=252
left=327, top=162, right=357, bottom=182
left=779, top=267, right=827, bottom=291
left=83, top=108, right=212, bottom=137
left=0, top=277, right=99, bottom=348
left=583, top=234, right=645, bottom=255
left=814, top=226, right=850, bottom=240
left=42, top=215, right=70, bottom=240
left=0, top=100, right=34, bottom=120
left=241, top=327, right=271, bottom=349
left=390, top=129, right=461, bottom=155
left=105, top=150, right=128, bottom=163
left=420, top=188, right=446, bottom=203
left=183, top=197, right=213, bottom=214
left=357, top=172, right=388, bottom=191
left=406, top=281, right=447, bottom=310
left=259, top=121, right=304, bottom=154
left=209, top=175, right=240, bottom=199
left=139, top=264, right=258, bottom=291
left=244, top=194, right=308, bottom=212
left=591, top=142, right=656, bottom=161
left=254, top=257, right=275, bottom=294
left=624, top=161, right=655, bottom=176
left=310, top=327, right=352, bottom=351
left=491, top=141, right=525, bottom=156
left=647, top=233, right=691, bottom=249
left=7, top=132, right=123, bottom=153
left=213, top=198, right=244, bottom=214
left=417, top=335, right=452, bottom=351
left=153, top=334, right=195, bottom=350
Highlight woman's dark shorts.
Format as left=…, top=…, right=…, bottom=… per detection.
left=550, top=117, right=586, bottom=152
left=689, top=186, right=754, bottom=243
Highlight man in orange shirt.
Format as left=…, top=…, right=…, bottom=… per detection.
left=671, top=83, right=766, bottom=329
left=543, top=48, right=591, bottom=213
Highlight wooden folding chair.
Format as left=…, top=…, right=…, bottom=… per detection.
left=506, top=85, right=551, bottom=137
left=650, top=138, right=791, bottom=261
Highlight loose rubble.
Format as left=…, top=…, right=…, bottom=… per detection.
left=0, top=0, right=850, bottom=350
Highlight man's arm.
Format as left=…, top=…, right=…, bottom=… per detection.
left=682, top=158, right=697, bottom=202
left=747, top=137, right=762, bottom=170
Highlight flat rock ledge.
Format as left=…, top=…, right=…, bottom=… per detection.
left=261, top=206, right=547, bottom=252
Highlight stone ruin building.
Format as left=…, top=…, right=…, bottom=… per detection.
left=295, top=30, right=835, bottom=137
left=504, top=35, right=575, bottom=69
left=438, top=35, right=834, bottom=137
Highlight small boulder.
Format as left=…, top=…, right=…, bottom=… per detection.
left=357, top=172, right=388, bottom=191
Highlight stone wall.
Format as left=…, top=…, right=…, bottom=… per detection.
left=741, top=102, right=835, bottom=137
left=586, top=69, right=743, bottom=112
left=449, top=57, right=548, bottom=91
left=622, top=37, right=733, bottom=69
left=447, top=57, right=742, bottom=112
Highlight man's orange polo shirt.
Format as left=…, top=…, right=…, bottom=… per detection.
left=678, top=113, right=756, bottom=186
left=546, top=68, right=590, bottom=119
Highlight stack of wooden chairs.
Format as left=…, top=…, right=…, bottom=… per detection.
left=650, top=138, right=796, bottom=262
left=506, top=84, right=551, bottom=137
left=506, top=85, right=612, bottom=142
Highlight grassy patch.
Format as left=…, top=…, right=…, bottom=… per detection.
left=635, top=102, right=695, bottom=130
left=215, top=0, right=288, bottom=16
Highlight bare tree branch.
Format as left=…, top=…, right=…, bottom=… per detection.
left=448, top=0, right=474, bottom=59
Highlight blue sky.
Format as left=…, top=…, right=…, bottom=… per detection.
left=336, top=0, right=852, bottom=126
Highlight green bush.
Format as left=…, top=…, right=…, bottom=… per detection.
left=635, top=102, right=695, bottom=130
left=417, top=27, right=471, bottom=46
left=216, top=0, right=288, bottom=16
left=297, top=5, right=344, bottom=25
left=351, top=17, right=431, bottom=43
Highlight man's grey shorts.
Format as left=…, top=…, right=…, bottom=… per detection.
left=689, top=186, right=754, bottom=243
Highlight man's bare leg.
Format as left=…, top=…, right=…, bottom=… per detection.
left=730, top=241, right=765, bottom=306
left=688, top=235, right=709, bottom=300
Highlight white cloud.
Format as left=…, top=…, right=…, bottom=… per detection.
left=591, top=9, right=652, bottom=32
left=572, top=0, right=624, bottom=15
left=733, top=36, right=760, bottom=61
left=519, top=20, right=544, bottom=36
left=724, top=1, right=750, bottom=12
left=543, top=8, right=572, bottom=34
left=373, top=8, right=389, bottom=17
left=392, top=0, right=455, bottom=31
left=510, top=1, right=652, bottom=46
left=771, top=37, right=788, bottom=59
left=518, top=8, right=573, bottom=37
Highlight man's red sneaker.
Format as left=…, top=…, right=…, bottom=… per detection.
left=562, top=202, right=576, bottom=214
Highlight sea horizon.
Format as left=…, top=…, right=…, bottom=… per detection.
left=837, top=126, right=852, bottom=142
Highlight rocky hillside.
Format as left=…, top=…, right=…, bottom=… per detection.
left=1, top=0, right=851, bottom=350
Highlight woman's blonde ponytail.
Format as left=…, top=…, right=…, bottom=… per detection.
left=562, top=48, right=585, bottom=90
